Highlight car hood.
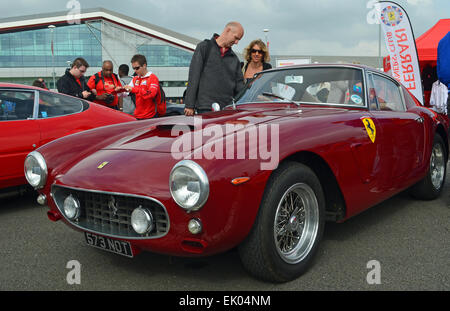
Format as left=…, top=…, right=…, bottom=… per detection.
left=102, top=108, right=282, bottom=152
left=102, top=106, right=350, bottom=153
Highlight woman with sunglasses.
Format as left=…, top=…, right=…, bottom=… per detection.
left=242, top=39, right=272, bottom=83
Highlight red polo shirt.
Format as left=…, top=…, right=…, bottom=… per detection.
left=87, top=72, right=122, bottom=107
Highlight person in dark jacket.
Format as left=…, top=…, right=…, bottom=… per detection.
left=184, top=22, right=244, bottom=115
left=56, top=57, right=96, bottom=101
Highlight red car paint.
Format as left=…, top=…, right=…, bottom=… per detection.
left=0, top=83, right=135, bottom=189
left=32, top=65, right=448, bottom=259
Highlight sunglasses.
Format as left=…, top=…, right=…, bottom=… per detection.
left=251, top=49, right=264, bottom=55
left=132, top=66, right=141, bottom=71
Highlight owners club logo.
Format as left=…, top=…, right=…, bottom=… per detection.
left=380, top=6, right=404, bottom=27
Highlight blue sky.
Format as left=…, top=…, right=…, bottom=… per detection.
left=1, top=0, right=449, bottom=56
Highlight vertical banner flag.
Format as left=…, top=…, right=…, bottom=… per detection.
left=376, top=1, right=423, bottom=104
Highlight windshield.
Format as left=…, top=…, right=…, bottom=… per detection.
left=237, top=67, right=366, bottom=107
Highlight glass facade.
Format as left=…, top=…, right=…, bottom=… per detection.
left=0, top=22, right=102, bottom=68
left=0, top=77, right=37, bottom=85
left=0, top=17, right=193, bottom=98
left=138, top=45, right=192, bottom=67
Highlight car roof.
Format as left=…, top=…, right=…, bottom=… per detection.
left=0, top=82, right=46, bottom=91
left=260, top=63, right=394, bottom=81
left=0, top=83, right=85, bottom=100
left=263, top=63, right=379, bottom=72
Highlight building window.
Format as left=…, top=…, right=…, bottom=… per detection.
left=0, top=22, right=102, bottom=68
left=137, top=45, right=192, bottom=67
left=160, top=81, right=188, bottom=87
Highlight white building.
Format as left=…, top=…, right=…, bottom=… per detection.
left=0, top=8, right=200, bottom=99
left=0, top=8, right=382, bottom=99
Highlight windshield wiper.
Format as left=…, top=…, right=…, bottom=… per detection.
left=261, top=92, right=300, bottom=106
left=262, top=92, right=286, bottom=100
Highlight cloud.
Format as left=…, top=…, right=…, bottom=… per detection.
left=0, top=0, right=448, bottom=57
left=284, top=38, right=381, bottom=56
left=407, top=0, right=433, bottom=5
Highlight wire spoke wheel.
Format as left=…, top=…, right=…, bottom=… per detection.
left=409, top=134, right=447, bottom=201
left=238, top=162, right=325, bottom=282
left=274, top=183, right=319, bottom=264
left=430, top=141, right=445, bottom=191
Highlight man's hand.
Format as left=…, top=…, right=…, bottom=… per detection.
left=82, top=91, right=91, bottom=99
left=124, top=85, right=133, bottom=92
left=96, top=93, right=108, bottom=101
left=184, top=108, right=195, bottom=116
left=115, top=86, right=125, bottom=92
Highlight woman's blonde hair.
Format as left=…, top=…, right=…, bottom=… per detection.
left=243, top=39, right=270, bottom=63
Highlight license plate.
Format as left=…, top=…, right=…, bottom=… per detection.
left=84, top=232, right=133, bottom=258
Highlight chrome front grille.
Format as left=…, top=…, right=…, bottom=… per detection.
left=52, top=185, right=169, bottom=239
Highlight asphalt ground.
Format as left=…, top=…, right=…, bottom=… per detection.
left=0, top=171, right=449, bottom=292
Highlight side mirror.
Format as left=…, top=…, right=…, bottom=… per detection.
left=211, top=102, right=221, bottom=112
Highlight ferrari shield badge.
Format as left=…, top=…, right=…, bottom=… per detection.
left=97, top=161, right=109, bottom=169
left=361, top=117, right=376, bottom=143
left=108, top=196, right=118, bottom=216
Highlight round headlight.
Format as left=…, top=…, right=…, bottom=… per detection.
left=131, top=207, right=154, bottom=234
left=188, top=218, right=203, bottom=235
left=24, top=151, right=47, bottom=189
left=63, top=194, right=80, bottom=220
left=169, top=160, right=209, bottom=212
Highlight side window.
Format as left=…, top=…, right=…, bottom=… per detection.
left=402, top=87, right=419, bottom=109
left=371, top=75, right=405, bottom=112
left=367, top=74, right=379, bottom=110
left=0, top=90, right=35, bottom=121
left=38, top=91, right=83, bottom=118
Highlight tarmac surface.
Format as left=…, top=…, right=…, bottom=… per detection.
left=0, top=170, right=449, bottom=292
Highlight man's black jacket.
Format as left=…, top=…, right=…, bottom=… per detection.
left=56, top=69, right=96, bottom=101
left=184, top=35, right=244, bottom=111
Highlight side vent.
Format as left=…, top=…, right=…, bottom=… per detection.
left=157, top=124, right=195, bottom=137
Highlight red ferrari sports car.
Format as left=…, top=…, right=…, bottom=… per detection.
left=0, top=83, right=135, bottom=192
left=25, top=65, right=448, bottom=282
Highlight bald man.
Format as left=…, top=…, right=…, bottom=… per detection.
left=184, top=22, right=245, bottom=115
left=87, top=60, right=124, bottom=110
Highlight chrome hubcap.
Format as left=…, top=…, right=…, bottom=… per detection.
left=430, top=142, right=445, bottom=190
left=274, top=183, right=319, bottom=264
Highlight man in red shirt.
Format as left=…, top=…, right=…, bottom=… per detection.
left=124, top=54, right=162, bottom=119
left=87, top=60, right=124, bottom=110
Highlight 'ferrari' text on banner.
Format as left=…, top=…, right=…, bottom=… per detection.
left=376, top=1, right=423, bottom=104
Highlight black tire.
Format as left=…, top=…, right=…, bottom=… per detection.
left=410, top=134, right=447, bottom=200
left=238, top=162, right=325, bottom=283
